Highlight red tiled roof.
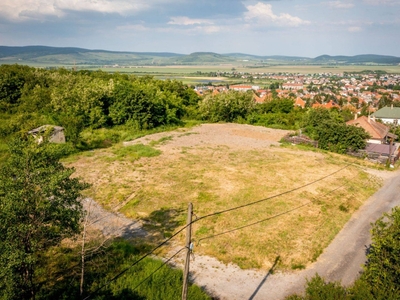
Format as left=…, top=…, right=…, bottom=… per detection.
left=254, top=94, right=267, bottom=103
left=295, top=97, right=306, bottom=108
left=346, top=116, right=389, bottom=141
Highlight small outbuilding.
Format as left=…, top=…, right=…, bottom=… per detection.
left=28, top=125, right=66, bottom=144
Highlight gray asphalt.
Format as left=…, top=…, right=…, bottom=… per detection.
left=254, top=169, right=400, bottom=299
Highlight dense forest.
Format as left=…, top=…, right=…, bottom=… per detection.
left=0, top=64, right=396, bottom=299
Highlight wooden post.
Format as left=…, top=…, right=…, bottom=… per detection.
left=389, top=137, right=393, bottom=167
left=182, top=203, right=193, bottom=300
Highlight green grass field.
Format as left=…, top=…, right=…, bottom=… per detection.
left=89, top=64, right=400, bottom=75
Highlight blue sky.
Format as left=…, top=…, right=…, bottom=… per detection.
left=0, top=0, right=399, bottom=57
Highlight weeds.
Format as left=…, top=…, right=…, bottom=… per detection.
left=66, top=127, right=382, bottom=271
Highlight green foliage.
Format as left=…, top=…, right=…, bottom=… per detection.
left=0, top=65, right=34, bottom=111
left=302, top=108, right=369, bottom=154
left=36, top=240, right=210, bottom=300
left=0, top=65, right=193, bottom=150
left=389, top=124, right=400, bottom=142
left=361, top=207, right=400, bottom=298
left=304, top=274, right=347, bottom=299
left=0, top=138, right=89, bottom=299
left=258, top=98, right=294, bottom=114
left=198, top=90, right=255, bottom=122
left=248, top=107, right=304, bottom=130
left=314, top=121, right=369, bottom=153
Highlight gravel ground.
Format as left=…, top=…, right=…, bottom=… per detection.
left=124, top=123, right=290, bottom=150
left=84, top=124, right=400, bottom=299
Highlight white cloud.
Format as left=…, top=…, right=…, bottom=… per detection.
left=363, top=0, right=399, bottom=5
left=327, top=1, right=354, bottom=9
left=1, top=0, right=63, bottom=21
left=0, top=0, right=173, bottom=21
left=116, top=24, right=149, bottom=32
left=165, top=24, right=222, bottom=35
left=348, top=26, right=362, bottom=32
left=55, top=0, right=150, bottom=15
left=168, top=17, right=213, bottom=26
left=244, top=2, right=310, bottom=27
left=193, top=25, right=221, bottom=34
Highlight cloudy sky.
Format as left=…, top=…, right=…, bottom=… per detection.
left=0, top=0, right=399, bottom=57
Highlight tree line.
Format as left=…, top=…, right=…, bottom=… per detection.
left=0, top=64, right=373, bottom=159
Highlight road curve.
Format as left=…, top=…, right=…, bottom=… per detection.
left=187, top=170, right=400, bottom=300
left=82, top=169, right=400, bottom=300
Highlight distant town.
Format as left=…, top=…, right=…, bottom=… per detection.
left=194, top=71, right=400, bottom=114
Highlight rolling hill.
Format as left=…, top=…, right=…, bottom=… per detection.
left=0, top=45, right=399, bottom=67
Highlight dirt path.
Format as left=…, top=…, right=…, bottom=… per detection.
left=83, top=124, right=400, bottom=299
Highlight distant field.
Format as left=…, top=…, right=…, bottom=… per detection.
left=80, top=64, right=400, bottom=85
left=90, top=64, right=400, bottom=74
left=3, top=59, right=399, bottom=75
left=3, top=60, right=399, bottom=85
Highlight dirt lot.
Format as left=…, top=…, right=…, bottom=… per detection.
left=69, top=123, right=395, bottom=299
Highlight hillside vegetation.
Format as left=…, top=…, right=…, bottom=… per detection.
left=0, top=63, right=394, bottom=299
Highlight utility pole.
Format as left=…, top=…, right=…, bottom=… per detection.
left=388, top=137, right=393, bottom=167
left=182, top=203, right=193, bottom=300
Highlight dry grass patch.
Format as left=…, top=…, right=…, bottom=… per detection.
left=65, top=124, right=383, bottom=271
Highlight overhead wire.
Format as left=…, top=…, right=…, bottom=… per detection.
left=83, top=223, right=190, bottom=300
left=131, top=247, right=186, bottom=291
left=194, top=164, right=350, bottom=223
left=196, top=184, right=345, bottom=245
left=83, top=164, right=351, bottom=298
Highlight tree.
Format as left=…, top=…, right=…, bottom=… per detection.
left=258, top=98, right=294, bottom=114
left=198, top=90, right=255, bottom=122
left=109, top=81, right=171, bottom=129
left=302, top=108, right=369, bottom=154
left=361, top=207, right=400, bottom=298
left=0, top=137, right=89, bottom=299
left=0, top=65, right=34, bottom=112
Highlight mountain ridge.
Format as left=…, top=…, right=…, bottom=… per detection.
left=1, top=45, right=399, bottom=66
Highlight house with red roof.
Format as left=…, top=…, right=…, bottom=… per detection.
left=346, top=115, right=396, bottom=144
left=294, top=97, right=306, bottom=108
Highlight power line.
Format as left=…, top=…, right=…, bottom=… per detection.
left=194, top=164, right=350, bottom=223
left=198, top=202, right=311, bottom=245
left=131, top=247, right=186, bottom=292
left=83, top=224, right=190, bottom=300
left=83, top=164, right=350, bottom=298
left=196, top=185, right=345, bottom=245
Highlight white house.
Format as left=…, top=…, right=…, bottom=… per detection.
left=372, top=106, right=400, bottom=125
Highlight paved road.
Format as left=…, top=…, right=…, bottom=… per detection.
left=288, top=169, right=400, bottom=295
left=196, top=170, right=400, bottom=300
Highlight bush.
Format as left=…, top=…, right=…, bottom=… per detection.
left=198, top=90, right=255, bottom=122
left=360, top=207, right=400, bottom=298
left=302, top=108, right=370, bottom=154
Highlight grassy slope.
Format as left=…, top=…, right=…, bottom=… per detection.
left=64, top=126, right=384, bottom=271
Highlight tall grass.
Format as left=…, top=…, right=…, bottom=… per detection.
left=38, top=239, right=211, bottom=300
